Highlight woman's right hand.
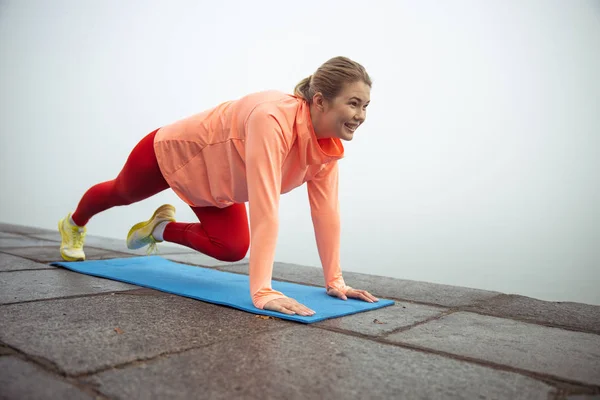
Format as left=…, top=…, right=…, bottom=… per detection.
left=264, top=297, right=315, bottom=316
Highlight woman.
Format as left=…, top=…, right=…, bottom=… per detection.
left=58, top=56, right=379, bottom=317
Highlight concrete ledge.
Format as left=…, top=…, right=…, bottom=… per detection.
left=464, top=294, right=600, bottom=334
left=386, top=312, right=600, bottom=386
left=0, top=253, right=55, bottom=272
left=219, top=262, right=502, bottom=307
left=0, top=357, right=94, bottom=399
left=83, top=326, right=557, bottom=400
left=1, top=222, right=599, bottom=399
left=0, top=292, right=289, bottom=375
left=0, top=268, right=138, bottom=304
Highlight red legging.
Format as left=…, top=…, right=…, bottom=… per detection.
left=71, top=129, right=249, bottom=262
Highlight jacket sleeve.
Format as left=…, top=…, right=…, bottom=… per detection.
left=307, top=161, right=351, bottom=294
left=245, top=110, right=290, bottom=309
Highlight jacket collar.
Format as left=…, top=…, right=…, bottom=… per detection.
left=294, top=98, right=344, bottom=166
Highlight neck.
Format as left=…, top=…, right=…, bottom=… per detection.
left=309, top=103, right=326, bottom=139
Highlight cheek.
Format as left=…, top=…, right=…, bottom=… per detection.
left=335, top=110, right=352, bottom=125
left=328, top=114, right=342, bottom=128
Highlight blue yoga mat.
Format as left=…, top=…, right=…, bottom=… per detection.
left=51, top=256, right=394, bottom=323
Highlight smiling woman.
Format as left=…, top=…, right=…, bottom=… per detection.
left=57, top=56, right=378, bottom=317
left=294, top=57, right=372, bottom=141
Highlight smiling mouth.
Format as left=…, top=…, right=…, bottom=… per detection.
left=344, top=123, right=359, bottom=132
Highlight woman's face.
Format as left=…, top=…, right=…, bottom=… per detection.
left=312, top=80, right=371, bottom=141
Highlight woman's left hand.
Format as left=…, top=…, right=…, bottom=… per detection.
left=327, top=287, right=379, bottom=303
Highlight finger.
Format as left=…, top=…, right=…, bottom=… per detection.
left=287, top=305, right=309, bottom=316
left=276, top=305, right=296, bottom=315
left=350, top=291, right=373, bottom=303
left=297, top=303, right=315, bottom=314
left=283, top=300, right=309, bottom=315
left=358, top=293, right=373, bottom=303
left=291, top=303, right=315, bottom=316
left=367, top=292, right=379, bottom=302
left=352, top=290, right=379, bottom=302
left=359, top=290, right=379, bottom=302
left=328, top=288, right=347, bottom=300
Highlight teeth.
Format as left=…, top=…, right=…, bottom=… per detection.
left=345, top=123, right=358, bottom=131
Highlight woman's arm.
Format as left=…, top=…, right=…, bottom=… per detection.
left=306, top=161, right=351, bottom=294
left=245, top=111, right=289, bottom=309
left=307, top=162, right=379, bottom=304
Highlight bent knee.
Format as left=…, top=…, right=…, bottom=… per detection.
left=220, top=242, right=249, bottom=262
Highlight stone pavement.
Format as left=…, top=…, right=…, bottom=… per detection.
left=0, top=222, right=599, bottom=400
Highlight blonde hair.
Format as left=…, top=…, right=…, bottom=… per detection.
left=293, top=56, right=372, bottom=103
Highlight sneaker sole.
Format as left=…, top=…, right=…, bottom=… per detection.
left=58, top=219, right=85, bottom=262
left=126, top=204, right=176, bottom=249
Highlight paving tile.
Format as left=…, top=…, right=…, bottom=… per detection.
left=0, top=253, right=55, bottom=272
left=0, top=245, right=132, bottom=263
left=315, top=301, right=446, bottom=337
left=0, top=293, right=289, bottom=375
left=464, top=294, right=600, bottom=334
left=0, top=269, right=138, bottom=304
left=0, top=356, right=94, bottom=399
left=219, top=263, right=501, bottom=307
left=85, top=326, right=556, bottom=400
left=164, top=252, right=248, bottom=268
left=0, top=232, right=27, bottom=239
left=387, top=311, right=600, bottom=386
left=27, top=232, right=71, bottom=242
left=0, top=223, right=54, bottom=235
left=0, top=346, right=16, bottom=356
left=0, top=236, right=59, bottom=248
left=31, top=232, right=196, bottom=256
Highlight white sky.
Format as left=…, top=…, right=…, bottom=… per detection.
left=1, top=0, right=599, bottom=305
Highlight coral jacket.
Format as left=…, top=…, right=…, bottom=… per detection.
left=154, top=90, right=350, bottom=309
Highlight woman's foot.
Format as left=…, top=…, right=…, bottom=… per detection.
left=126, top=204, right=176, bottom=251
left=58, top=213, right=87, bottom=261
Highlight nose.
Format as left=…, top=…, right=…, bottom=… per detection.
left=355, top=108, right=366, bottom=123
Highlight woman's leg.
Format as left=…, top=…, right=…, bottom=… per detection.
left=71, top=128, right=169, bottom=226
left=163, top=203, right=250, bottom=262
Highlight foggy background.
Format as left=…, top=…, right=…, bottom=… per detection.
left=1, top=0, right=598, bottom=305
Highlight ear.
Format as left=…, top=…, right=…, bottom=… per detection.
left=312, top=92, right=327, bottom=112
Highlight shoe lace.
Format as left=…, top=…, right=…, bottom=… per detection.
left=146, top=241, right=159, bottom=256
left=71, top=226, right=86, bottom=247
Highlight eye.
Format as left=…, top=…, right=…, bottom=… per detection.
left=350, top=101, right=358, bottom=107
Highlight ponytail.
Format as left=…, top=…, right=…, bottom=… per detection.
left=293, top=75, right=312, bottom=101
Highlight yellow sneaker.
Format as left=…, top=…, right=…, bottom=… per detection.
left=58, top=213, right=87, bottom=261
left=126, top=204, right=176, bottom=252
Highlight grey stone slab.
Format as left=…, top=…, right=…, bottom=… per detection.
left=0, top=223, right=54, bottom=235
left=164, top=252, right=249, bottom=268
left=21, top=230, right=62, bottom=242
left=567, top=395, right=600, bottom=400
left=0, top=245, right=132, bottom=263
left=0, top=236, right=59, bottom=248
left=0, top=356, right=94, bottom=399
left=0, top=293, right=289, bottom=375
left=85, top=326, right=556, bottom=400
left=26, top=232, right=66, bottom=242
left=0, top=269, right=138, bottom=304
left=0, top=232, right=27, bottom=239
left=0, top=253, right=55, bottom=272
left=31, top=232, right=196, bottom=255
left=0, top=346, right=16, bottom=356
left=220, top=262, right=501, bottom=307
left=387, top=311, right=600, bottom=386
left=315, top=301, right=446, bottom=337
left=464, top=294, right=600, bottom=334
